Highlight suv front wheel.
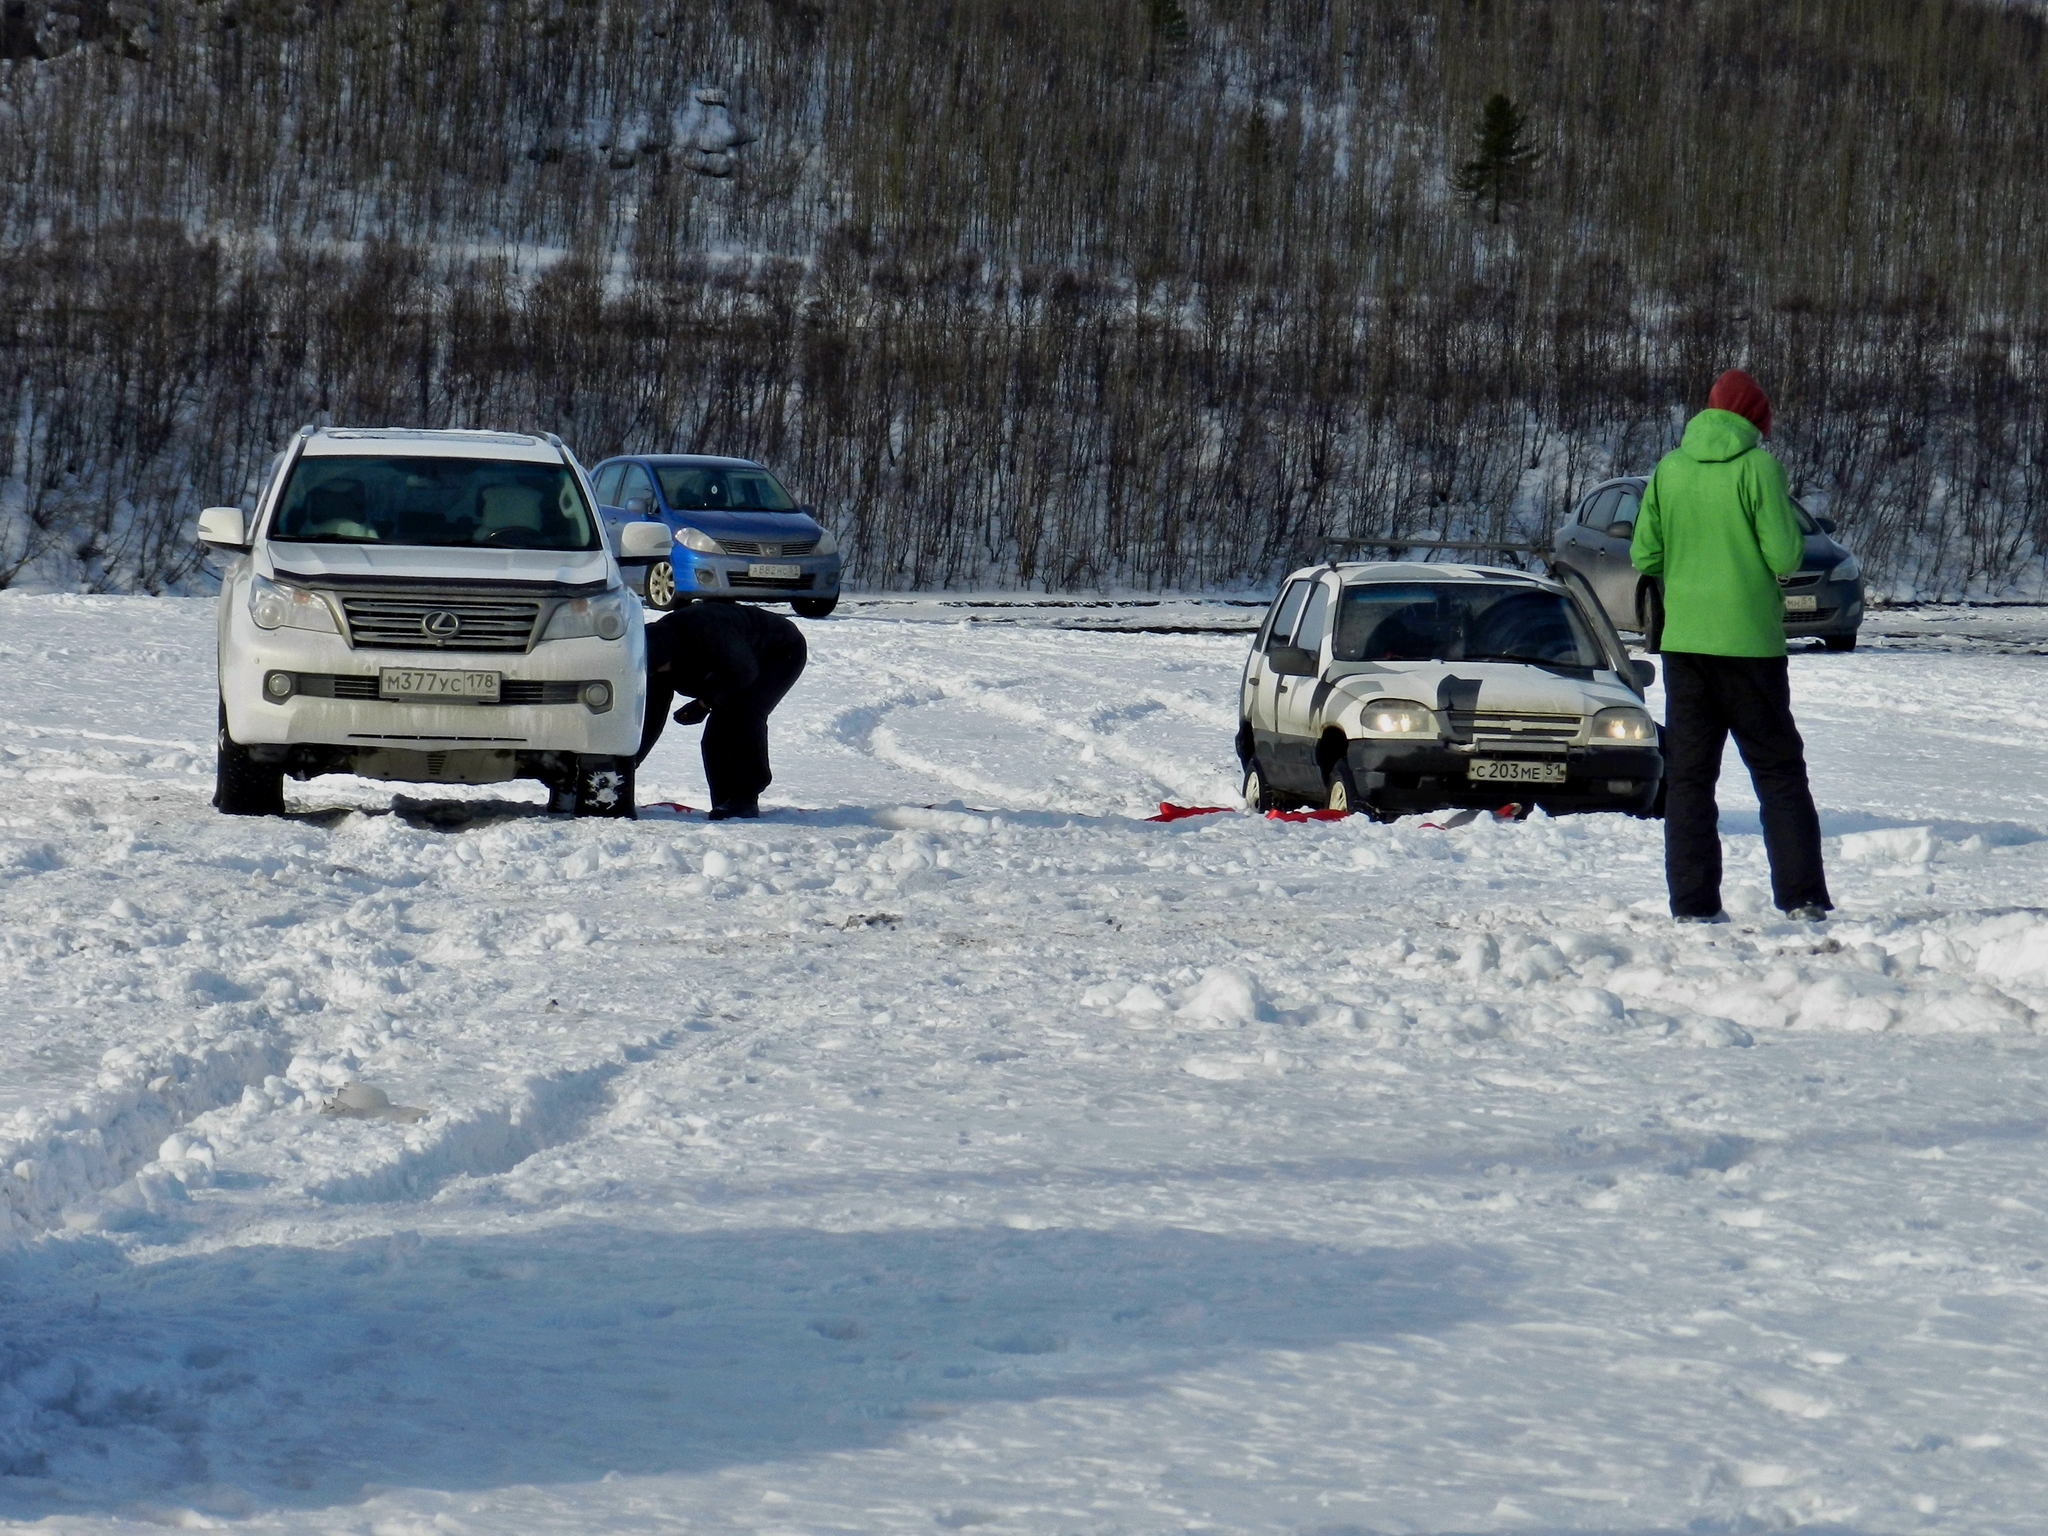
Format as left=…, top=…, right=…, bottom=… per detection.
left=214, top=701, right=286, bottom=816
left=570, top=755, right=637, bottom=818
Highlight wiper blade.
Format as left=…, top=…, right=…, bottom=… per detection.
left=1462, top=653, right=1596, bottom=677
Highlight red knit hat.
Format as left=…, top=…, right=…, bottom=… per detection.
left=1707, top=369, right=1772, bottom=438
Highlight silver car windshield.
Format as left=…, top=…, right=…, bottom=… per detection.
left=269, top=456, right=600, bottom=550
left=1333, top=583, right=1606, bottom=672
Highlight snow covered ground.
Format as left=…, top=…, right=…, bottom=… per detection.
left=6, top=593, right=2048, bottom=1534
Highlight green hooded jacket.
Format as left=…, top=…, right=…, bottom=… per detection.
left=1629, top=408, right=1805, bottom=658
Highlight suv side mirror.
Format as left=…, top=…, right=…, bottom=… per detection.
left=1268, top=643, right=1319, bottom=678
left=1630, top=658, right=1657, bottom=691
left=617, top=522, right=673, bottom=559
left=624, top=495, right=655, bottom=518
left=197, top=507, right=248, bottom=549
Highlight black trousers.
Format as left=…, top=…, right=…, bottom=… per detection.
left=639, top=608, right=808, bottom=808
left=1661, top=652, right=1831, bottom=917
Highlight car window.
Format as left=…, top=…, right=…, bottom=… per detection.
left=655, top=465, right=799, bottom=512
left=1295, top=581, right=1333, bottom=654
left=268, top=456, right=599, bottom=550
left=1790, top=500, right=1819, bottom=535
left=1263, top=580, right=1310, bottom=650
left=1580, top=487, right=1622, bottom=531
left=1610, top=486, right=1641, bottom=530
left=1331, top=582, right=1605, bottom=671
left=619, top=464, right=658, bottom=510
left=594, top=464, right=625, bottom=504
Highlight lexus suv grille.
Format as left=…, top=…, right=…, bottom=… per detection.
left=338, top=592, right=544, bottom=652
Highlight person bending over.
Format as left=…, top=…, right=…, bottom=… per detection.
left=1630, top=369, right=1832, bottom=924
left=638, top=603, right=809, bottom=820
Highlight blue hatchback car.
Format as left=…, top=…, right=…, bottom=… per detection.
left=588, top=454, right=843, bottom=616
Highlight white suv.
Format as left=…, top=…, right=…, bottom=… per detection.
left=1238, top=562, right=1664, bottom=820
left=198, top=427, right=674, bottom=817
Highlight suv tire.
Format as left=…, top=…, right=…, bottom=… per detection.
left=572, top=755, right=636, bottom=818
left=214, top=701, right=286, bottom=816
left=1324, top=760, right=1362, bottom=815
left=793, top=596, right=839, bottom=619
left=1243, top=757, right=1277, bottom=813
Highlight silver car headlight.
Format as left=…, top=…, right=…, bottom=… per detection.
left=1830, top=555, right=1861, bottom=584
left=675, top=527, right=723, bottom=554
left=1360, top=698, right=1436, bottom=737
left=1590, top=706, right=1656, bottom=743
left=248, top=574, right=338, bottom=634
left=542, top=589, right=632, bottom=642
left=812, top=527, right=839, bottom=557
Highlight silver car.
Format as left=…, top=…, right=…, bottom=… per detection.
left=1550, top=476, right=1866, bottom=651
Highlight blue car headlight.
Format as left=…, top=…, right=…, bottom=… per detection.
left=1830, top=555, right=1861, bottom=584
left=675, top=527, right=723, bottom=555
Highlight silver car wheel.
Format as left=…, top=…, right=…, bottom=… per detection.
left=646, top=559, right=679, bottom=611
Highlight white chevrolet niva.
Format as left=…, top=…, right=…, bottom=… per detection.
left=1238, top=562, right=1665, bottom=821
left=198, top=427, right=675, bottom=817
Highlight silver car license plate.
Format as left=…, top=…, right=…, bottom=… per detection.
left=1784, top=594, right=1819, bottom=614
left=1469, top=759, right=1566, bottom=785
left=748, top=563, right=802, bottom=580
left=379, top=668, right=500, bottom=702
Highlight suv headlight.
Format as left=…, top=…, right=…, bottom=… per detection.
left=1830, top=555, right=1861, bottom=584
left=248, top=575, right=338, bottom=634
left=542, top=589, right=632, bottom=642
left=675, top=527, right=723, bottom=554
left=1360, top=698, right=1436, bottom=737
left=812, top=527, right=839, bottom=557
left=1590, top=706, right=1656, bottom=743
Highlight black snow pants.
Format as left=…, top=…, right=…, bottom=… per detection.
left=638, top=604, right=809, bottom=810
left=1661, top=651, right=1831, bottom=918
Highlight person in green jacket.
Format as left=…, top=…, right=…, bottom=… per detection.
left=1630, top=369, right=1832, bottom=923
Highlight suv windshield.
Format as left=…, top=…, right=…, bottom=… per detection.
left=1333, top=582, right=1606, bottom=672
left=269, top=456, right=599, bottom=550
left=655, top=465, right=797, bottom=512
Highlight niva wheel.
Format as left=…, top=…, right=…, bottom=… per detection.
left=1324, top=762, right=1360, bottom=815
left=1243, top=758, right=1276, bottom=813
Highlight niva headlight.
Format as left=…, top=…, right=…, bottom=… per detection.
left=675, top=527, right=723, bottom=554
left=248, top=575, right=338, bottom=634
left=1830, top=555, right=1861, bottom=584
left=1590, top=706, right=1656, bottom=743
left=1360, top=699, right=1436, bottom=737
left=542, top=589, right=631, bottom=642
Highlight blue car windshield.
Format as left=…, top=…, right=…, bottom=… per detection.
left=269, top=456, right=599, bottom=550
left=1333, top=583, right=1605, bottom=671
left=656, top=466, right=798, bottom=512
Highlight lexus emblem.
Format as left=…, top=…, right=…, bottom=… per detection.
left=422, top=610, right=461, bottom=641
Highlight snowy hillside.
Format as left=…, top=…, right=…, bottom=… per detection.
left=6, top=594, right=2048, bottom=1531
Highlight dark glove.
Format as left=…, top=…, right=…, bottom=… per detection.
left=673, top=699, right=711, bottom=726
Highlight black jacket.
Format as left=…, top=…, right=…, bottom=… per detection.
left=645, top=603, right=806, bottom=710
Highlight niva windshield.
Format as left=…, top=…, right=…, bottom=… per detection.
left=269, top=456, right=599, bottom=550
left=655, top=466, right=797, bottom=512
left=1333, top=583, right=1606, bottom=672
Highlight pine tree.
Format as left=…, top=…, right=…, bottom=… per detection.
left=1450, top=93, right=1541, bottom=224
